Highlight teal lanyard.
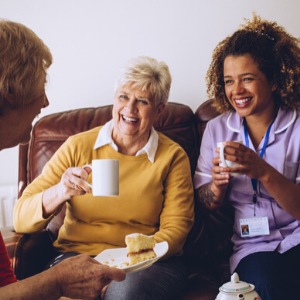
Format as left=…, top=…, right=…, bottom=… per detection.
left=243, top=115, right=276, bottom=215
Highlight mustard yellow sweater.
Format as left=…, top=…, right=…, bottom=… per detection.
left=13, top=126, right=194, bottom=259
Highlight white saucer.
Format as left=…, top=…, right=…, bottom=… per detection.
left=94, top=241, right=169, bottom=274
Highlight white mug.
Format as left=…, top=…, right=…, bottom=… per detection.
left=83, top=159, right=119, bottom=196
left=217, top=140, right=243, bottom=176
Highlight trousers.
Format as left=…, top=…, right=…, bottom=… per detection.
left=234, top=244, right=300, bottom=300
left=46, top=252, right=187, bottom=300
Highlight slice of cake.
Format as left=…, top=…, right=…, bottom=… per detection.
left=125, top=233, right=156, bottom=266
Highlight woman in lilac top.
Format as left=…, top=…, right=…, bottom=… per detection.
left=194, top=13, right=300, bottom=300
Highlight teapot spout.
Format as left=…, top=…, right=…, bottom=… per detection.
left=237, top=294, right=244, bottom=300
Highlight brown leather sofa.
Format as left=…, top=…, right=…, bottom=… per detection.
left=3, top=99, right=234, bottom=300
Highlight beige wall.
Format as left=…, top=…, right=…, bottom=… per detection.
left=1, top=0, right=300, bottom=186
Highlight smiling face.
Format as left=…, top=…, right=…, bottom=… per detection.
left=112, top=85, right=165, bottom=149
left=223, top=55, right=277, bottom=121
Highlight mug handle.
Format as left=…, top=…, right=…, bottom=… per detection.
left=219, top=144, right=228, bottom=167
left=82, top=164, right=93, bottom=189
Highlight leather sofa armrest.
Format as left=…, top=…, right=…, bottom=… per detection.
left=2, top=226, right=56, bottom=280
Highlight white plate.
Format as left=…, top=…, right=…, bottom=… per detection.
left=94, top=241, right=169, bottom=274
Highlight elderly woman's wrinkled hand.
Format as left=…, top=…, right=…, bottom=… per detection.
left=59, top=167, right=92, bottom=198
left=42, top=167, right=92, bottom=218
left=52, top=254, right=125, bottom=300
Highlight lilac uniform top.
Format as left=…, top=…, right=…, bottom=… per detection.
left=193, top=107, right=300, bottom=273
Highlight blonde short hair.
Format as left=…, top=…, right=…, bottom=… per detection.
left=0, top=20, right=52, bottom=114
left=115, top=56, right=172, bottom=106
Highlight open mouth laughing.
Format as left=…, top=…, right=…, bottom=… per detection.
left=122, top=115, right=139, bottom=123
left=234, top=97, right=252, bottom=107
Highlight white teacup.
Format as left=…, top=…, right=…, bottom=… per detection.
left=83, top=159, right=119, bottom=196
left=217, top=140, right=243, bottom=176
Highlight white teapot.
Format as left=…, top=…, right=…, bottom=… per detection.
left=216, top=273, right=261, bottom=300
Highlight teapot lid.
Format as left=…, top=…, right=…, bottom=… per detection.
left=220, top=273, right=255, bottom=293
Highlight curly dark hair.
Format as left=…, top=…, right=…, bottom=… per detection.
left=206, top=13, right=300, bottom=113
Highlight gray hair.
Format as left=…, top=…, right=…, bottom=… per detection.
left=114, top=56, right=172, bottom=106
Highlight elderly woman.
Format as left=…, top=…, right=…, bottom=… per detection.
left=194, top=14, right=300, bottom=300
left=14, top=56, right=195, bottom=300
left=0, top=19, right=125, bottom=300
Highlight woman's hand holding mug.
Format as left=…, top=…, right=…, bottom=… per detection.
left=217, top=140, right=243, bottom=176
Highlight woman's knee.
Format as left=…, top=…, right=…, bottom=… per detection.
left=235, top=251, right=300, bottom=300
left=104, top=258, right=187, bottom=300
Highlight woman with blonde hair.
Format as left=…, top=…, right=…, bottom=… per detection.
left=194, top=14, right=300, bottom=299
left=0, top=19, right=125, bottom=300
left=14, top=56, right=194, bottom=300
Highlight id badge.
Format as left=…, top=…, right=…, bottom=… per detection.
left=239, top=217, right=270, bottom=237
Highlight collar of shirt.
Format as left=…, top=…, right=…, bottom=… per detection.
left=226, top=107, right=296, bottom=134
left=93, top=119, right=158, bottom=163
left=225, top=107, right=297, bottom=151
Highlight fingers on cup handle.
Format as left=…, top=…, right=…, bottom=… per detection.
left=85, top=181, right=92, bottom=189
left=219, top=145, right=228, bottom=167
left=82, top=164, right=92, bottom=191
left=83, top=164, right=92, bottom=174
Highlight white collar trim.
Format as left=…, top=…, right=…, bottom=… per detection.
left=227, top=112, right=240, bottom=133
left=226, top=108, right=297, bottom=134
left=274, top=108, right=296, bottom=134
left=93, top=120, right=158, bottom=163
